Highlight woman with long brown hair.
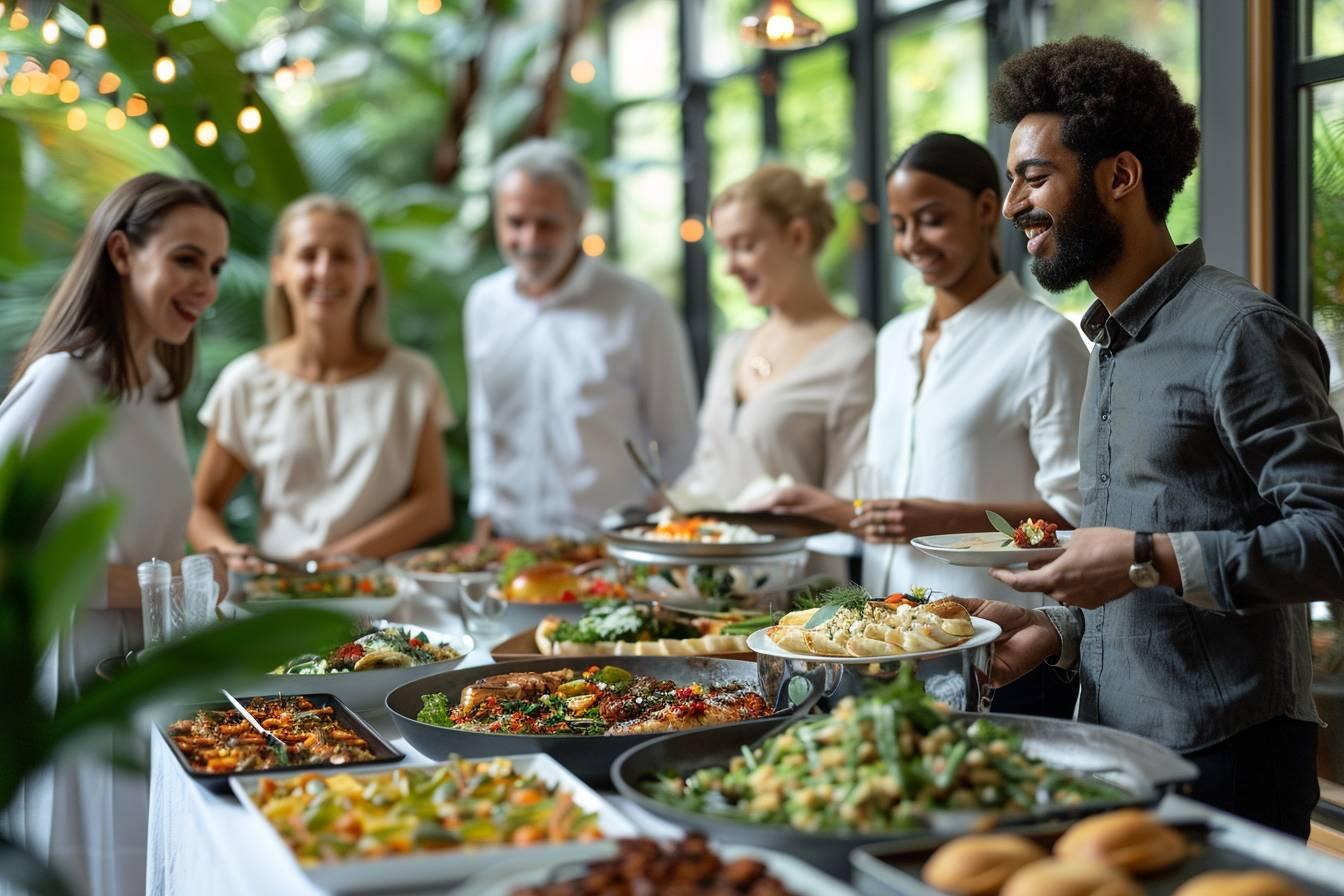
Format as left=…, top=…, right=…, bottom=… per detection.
left=187, top=195, right=454, bottom=566
left=0, top=172, right=231, bottom=895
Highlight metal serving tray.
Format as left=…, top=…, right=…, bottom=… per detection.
left=849, top=804, right=1344, bottom=895
left=157, top=692, right=403, bottom=793
left=603, top=511, right=819, bottom=563
left=610, top=712, right=1197, bottom=878
left=384, top=656, right=821, bottom=787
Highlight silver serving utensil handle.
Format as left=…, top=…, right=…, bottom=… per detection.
left=622, top=438, right=685, bottom=517
left=220, top=689, right=290, bottom=766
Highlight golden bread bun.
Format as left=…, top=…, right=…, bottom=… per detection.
left=922, top=834, right=1047, bottom=896
left=503, top=561, right=581, bottom=603
left=1171, top=871, right=1306, bottom=896
left=1001, top=859, right=1142, bottom=896
left=1053, top=809, right=1187, bottom=874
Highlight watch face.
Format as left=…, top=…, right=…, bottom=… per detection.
left=1129, top=563, right=1161, bottom=589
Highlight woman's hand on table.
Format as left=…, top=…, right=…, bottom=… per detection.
left=954, top=597, right=1060, bottom=687
left=850, top=497, right=960, bottom=543
left=743, top=484, right=851, bottom=529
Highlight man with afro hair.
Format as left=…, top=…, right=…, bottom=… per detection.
left=963, top=35, right=1344, bottom=836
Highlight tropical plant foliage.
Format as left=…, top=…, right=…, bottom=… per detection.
left=1, top=0, right=613, bottom=542
left=0, top=406, right=352, bottom=892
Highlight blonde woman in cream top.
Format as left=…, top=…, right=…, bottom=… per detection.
left=677, top=165, right=875, bottom=509
left=680, top=321, right=874, bottom=502
left=189, top=196, right=455, bottom=563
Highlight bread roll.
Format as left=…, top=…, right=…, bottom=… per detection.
left=1053, top=809, right=1187, bottom=874
left=922, top=834, right=1047, bottom=896
left=1172, top=871, right=1306, bottom=896
left=1000, top=859, right=1142, bottom=896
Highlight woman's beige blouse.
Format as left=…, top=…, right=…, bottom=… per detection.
left=678, top=319, right=876, bottom=501
left=198, top=347, right=455, bottom=557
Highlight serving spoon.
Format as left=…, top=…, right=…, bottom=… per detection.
left=622, top=438, right=686, bottom=517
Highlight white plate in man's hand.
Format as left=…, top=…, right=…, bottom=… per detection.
left=909, top=530, right=1072, bottom=567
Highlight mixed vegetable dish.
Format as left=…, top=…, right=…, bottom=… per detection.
left=243, top=572, right=397, bottom=601
left=272, top=625, right=461, bottom=675
left=245, top=759, right=602, bottom=866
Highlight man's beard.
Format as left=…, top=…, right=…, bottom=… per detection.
left=1029, top=174, right=1124, bottom=293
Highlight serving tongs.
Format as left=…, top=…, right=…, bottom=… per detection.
left=220, top=689, right=290, bottom=766
left=622, top=438, right=686, bottom=518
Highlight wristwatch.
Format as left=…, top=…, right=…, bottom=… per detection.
left=1129, top=531, right=1161, bottom=588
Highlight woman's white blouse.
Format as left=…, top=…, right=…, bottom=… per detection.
left=198, top=346, right=455, bottom=557
left=863, top=274, right=1089, bottom=607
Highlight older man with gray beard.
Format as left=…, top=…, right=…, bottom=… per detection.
left=464, top=139, right=698, bottom=541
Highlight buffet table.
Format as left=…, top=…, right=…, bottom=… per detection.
left=143, top=593, right=1344, bottom=895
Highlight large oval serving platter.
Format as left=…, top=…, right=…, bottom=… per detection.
left=610, top=713, right=1197, bottom=877
left=240, top=622, right=475, bottom=714
left=385, top=656, right=817, bottom=786
left=745, top=617, right=1001, bottom=665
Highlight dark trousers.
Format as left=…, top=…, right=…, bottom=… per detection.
left=990, top=662, right=1080, bottom=719
left=1183, top=715, right=1319, bottom=838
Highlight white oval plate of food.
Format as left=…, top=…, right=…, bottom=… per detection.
left=232, top=569, right=407, bottom=617
left=910, top=530, right=1073, bottom=567
left=746, top=605, right=1001, bottom=664
left=242, top=621, right=475, bottom=714
left=451, top=840, right=859, bottom=896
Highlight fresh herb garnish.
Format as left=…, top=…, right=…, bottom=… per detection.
left=803, top=583, right=871, bottom=630
left=986, top=510, right=1016, bottom=546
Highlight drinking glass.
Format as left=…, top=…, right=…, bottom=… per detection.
left=166, top=576, right=187, bottom=638
left=140, top=580, right=169, bottom=650
left=457, top=578, right=508, bottom=638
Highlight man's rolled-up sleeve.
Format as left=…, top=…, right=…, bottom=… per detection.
left=1193, top=307, right=1344, bottom=611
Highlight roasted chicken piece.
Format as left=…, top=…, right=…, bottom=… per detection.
left=458, top=668, right=576, bottom=712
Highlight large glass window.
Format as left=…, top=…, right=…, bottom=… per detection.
left=611, top=102, right=683, bottom=306
left=780, top=45, right=857, bottom=316
left=610, top=0, right=678, bottom=99
left=886, top=1, right=987, bottom=311
left=706, top=75, right=764, bottom=335
left=1310, top=0, right=1344, bottom=57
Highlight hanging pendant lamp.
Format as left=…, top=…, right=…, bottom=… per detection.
left=739, top=0, right=826, bottom=50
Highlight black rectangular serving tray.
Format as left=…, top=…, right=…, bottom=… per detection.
left=850, top=817, right=1344, bottom=896
left=158, top=692, right=403, bottom=793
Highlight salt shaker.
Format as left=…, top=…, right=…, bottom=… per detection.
left=137, top=558, right=172, bottom=649
left=180, top=554, right=215, bottom=633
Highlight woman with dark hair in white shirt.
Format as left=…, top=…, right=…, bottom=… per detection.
left=0, top=173, right=230, bottom=896
left=763, top=134, right=1088, bottom=717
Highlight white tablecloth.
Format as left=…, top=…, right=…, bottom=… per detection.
left=144, top=592, right=684, bottom=896
left=144, top=593, right=1344, bottom=895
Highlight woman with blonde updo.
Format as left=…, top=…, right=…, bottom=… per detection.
left=676, top=165, right=875, bottom=520
left=188, top=195, right=455, bottom=565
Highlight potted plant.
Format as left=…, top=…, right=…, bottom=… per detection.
left=0, top=408, right=350, bottom=895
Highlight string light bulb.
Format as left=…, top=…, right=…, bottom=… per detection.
left=67, top=107, right=87, bottom=131
left=739, top=0, right=825, bottom=49
left=148, top=117, right=170, bottom=149
left=194, top=108, right=217, bottom=146
left=416, top=0, right=441, bottom=13
left=106, top=104, right=126, bottom=130
left=49, top=59, right=71, bottom=79
left=153, top=40, right=176, bottom=83
left=10, top=7, right=29, bottom=29
left=41, top=16, right=59, bottom=43
left=97, top=72, right=120, bottom=93
left=169, top=0, right=191, bottom=16
left=87, top=4, right=106, bottom=48
left=272, top=58, right=295, bottom=92
left=58, top=79, right=79, bottom=103
left=125, top=92, right=148, bottom=116
left=569, top=60, right=595, bottom=84
left=237, top=94, right=261, bottom=133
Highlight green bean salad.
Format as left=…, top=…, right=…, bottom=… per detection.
left=642, top=667, right=1129, bottom=833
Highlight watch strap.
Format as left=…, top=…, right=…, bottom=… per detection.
left=1134, top=531, right=1154, bottom=564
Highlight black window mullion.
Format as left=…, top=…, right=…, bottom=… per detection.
left=679, top=0, right=712, bottom=385
left=851, top=0, right=884, bottom=327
